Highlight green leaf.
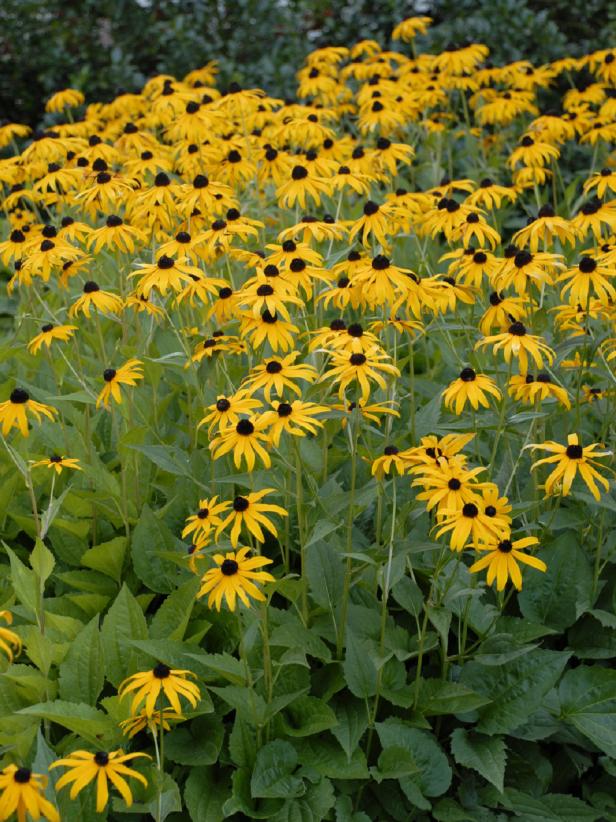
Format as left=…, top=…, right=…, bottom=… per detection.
left=4, top=544, right=38, bottom=615
left=559, top=665, right=616, bottom=757
left=331, top=696, right=369, bottom=760
left=131, top=504, right=184, bottom=593
left=165, top=715, right=224, bottom=765
left=295, top=737, right=368, bottom=780
left=141, top=774, right=182, bottom=821
left=450, top=729, right=507, bottom=792
left=459, top=649, right=570, bottom=735
left=372, top=747, right=420, bottom=783
left=18, top=701, right=117, bottom=746
left=500, top=788, right=600, bottom=821
left=518, top=532, right=592, bottom=630
left=376, top=719, right=451, bottom=799
left=100, top=584, right=148, bottom=686
left=305, top=539, right=343, bottom=614
left=281, top=695, right=338, bottom=737
left=58, top=616, right=104, bottom=705
left=150, top=577, right=200, bottom=641
left=184, top=766, right=228, bottom=822
left=30, top=538, right=55, bottom=584
left=417, top=679, right=492, bottom=716
left=129, top=443, right=191, bottom=476
left=270, top=777, right=335, bottom=822
left=251, top=740, right=304, bottom=799
left=81, top=537, right=126, bottom=582
left=343, top=630, right=377, bottom=698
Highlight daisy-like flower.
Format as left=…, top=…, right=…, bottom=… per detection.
left=96, top=359, right=144, bottom=409
left=50, top=750, right=149, bottom=813
left=411, top=456, right=486, bottom=515
left=442, top=367, right=501, bottom=414
left=475, top=322, right=555, bottom=374
left=197, top=548, right=275, bottom=611
left=435, top=501, right=509, bottom=552
left=0, top=764, right=59, bottom=822
left=242, top=352, right=318, bottom=402
left=508, top=373, right=571, bottom=408
left=130, top=255, right=204, bottom=298
left=322, top=347, right=400, bottom=402
left=529, top=433, right=612, bottom=501
left=31, top=455, right=82, bottom=474
left=347, top=200, right=396, bottom=249
left=276, top=164, right=331, bottom=209
left=512, top=204, right=576, bottom=252
left=260, top=399, right=328, bottom=447
left=118, top=664, right=201, bottom=717
left=371, top=445, right=409, bottom=480
left=470, top=536, right=547, bottom=591
left=392, top=15, right=432, bottom=40
left=0, top=611, right=22, bottom=662
left=27, top=322, right=78, bottom=354
left=558, top=255, right=616, bottom=306
left=197, top=391, right=262, bottom=435
left=45, top=88, right=84, bottom=112
left=478, top=292, right=526, bottom=335
left=68, top=281, right=124, bottom=318
left=181, top=496, right=231, bottom=543
left=119, top=708, right=184, bottom=739
left=216, top=489, right=288, bottom=547
left=0, top=388, right=57, bottom=437
left=209, top=416, right=272, bottom=471
left=88, top=215, right=146, bottom=255
left=332, top=400, right=400, bottom=427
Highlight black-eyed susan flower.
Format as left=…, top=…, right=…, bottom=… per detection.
left=96, top=359, right=144, bottom=409
left=392, top=15, right=432, bottom=41
left=50, top=750, right=149, bottom=813
left=216, top=489, right=287, bottom=547
left=478, top=292, right=526, bottom=335
left=197, top=548, right=275, bottom=611
left=558, top=255, right=616, bottom=306
left=198, top=391, right=262, bottom=435
left=45, top=88, right=84, bottom=112
left=508, top=373, right=571, bottom=408
left=0, top=388, right=57, bottom=437
left=209, top=416, right=272, bottom=471
left=371, top=445, right=410, bottom=480
left=276, top=164, right=331, bottom=209
left=0, top=611, right=21, bottom=662
left=435, top=501, right=509, bottom=552
left=119, top=708, right=184, bottom=739
left=332, top=400, right=400, bottom=427
left=584, top=167, right=616, bottom=199
left=68, top=281, right=124, bottom=318
left=347, top=200, right=395, bottom=249
left=31, top=455, right=82, bottom=474
left=130, top=255, right=205, bottom=298
left=512, top=204, right=576, bottom=252
left=442, top=367, right=501, bottom=414
left=0, top=764, right=59, bottom=822
left=118, top=664, right=201, bottom=717
left=181, top=496, right=231, bottom=543
left=322, top=347, right=400, bottom=402
left=242, top=352, right=318, bottom=402
left=475, top=322, right=555, bottom=374
left=411, top=456, right=486, bottom=514
left=260, top=399, right=328, bottom=447
left=27, top=322, right=78, bottom=354
left=88, top=215, right=146, bottom=255
left=529, top=433, right=612, bottom=501
left=470, top=536, right=546, bottom=591
left=571, top=199, right=616, bottom=241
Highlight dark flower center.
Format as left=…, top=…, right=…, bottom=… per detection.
left=372, top=255, right=390, bottom=270
left=566, top=444, right=583, bottom=459
left=350, top=353, right=367, bottom=366
left=10, top=388, right=29, bottom=404
left=103, top=369, right=116, bottom=382
left=221, top=559, right=239, bottom=576
left=257, top=284, right=275, bottom=296
left=514, top=250, right=533, bottom=268
left=153, top=663, right=170, bottom=679
left=154, top=172, right=170, bottom=187
left=197, top=508, right=210, bottom=519
left=94, top=752, right=109, bottom=767
left=277, top=402, right=293, bottom=417
left=106, top=215, right=122, bottom=227
left=497, top=539, right=513, bottom=553
left=41, top=323, right=54, bottom=333
left=536, top=373, right=551, bottom=383
left=233, top=495, right=250, bottom=512
left=347, top=323, right=363, bottom=337
left=448, top=478, right=461, bottom=490
left=363, top=201, right=379, bottom=216
left=291, top=165, right=308, bottom=180
left=219, top=287, right=233, bottom=299
left=264, top=264, right=279, bottom=278
left=466, top=213, right=479, bottom=224
left=489, top=292, right=502, bottom=306
left=227, top=150, right=241, bottom=163
left=176, top=231, right=191, bottom=243
left=290, top=258, right=306, bottom=272
left=462, top=503, right=479, bottom=518
left=236, top=419, right=254, bottom=436
left=193, top=174, right=208, bottom=188
left=216, top=398, right=231, bottom=412
left=485, top=505, right=497, bottom=516
left=473, top=252, right=487, bottom=264
left=459, top=367, right=476, bottom=382
left=538, top=204, right=555, bottom=218
left=508, top=322, right=526, bottom=336
left=14, top=768, right=32, bottom=783
left=282, top=240, right=296, bottom=252
left=578, top=256, right=597, bottom=273
left=40, top=240, right=55, bottom=252
left=158, top=255, right=175, bottom=269
left=383, top=445, right=399, bottom=455
left=520, top=136, right=534, bottom=147
left=265, top=360, right=283, bottom=374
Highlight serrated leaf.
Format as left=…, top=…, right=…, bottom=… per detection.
left=100, top=584, right=148, bottom=686
left=450, top=729, right=506, bottom=792
left=330, top=696, right=369, bottom=760
left=30, top=538, right=55, bottom=584
left=376, top=719, right=451, bottom=799
left=81, top=537, right=126, bottom=582
left=418, top=679, right=492, bottom=716
left=184, top=766, right=228, bottom=822
left=131, top=504, right=184, bottom=593
left=58, top=616, right=104, bottom=705
left=18, top=701, right=117, bottom=746
left=559, top=665, right=616, bottom=758
left=251, top=740, right=304, bottom=799
left=343, top=630, right=377, bottom=698
left=150, top=577, right=200, bottom=640
left=281, top=695, right=338, bottom=737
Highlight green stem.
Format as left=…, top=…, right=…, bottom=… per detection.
left=336, top=411, right=360, bottom=659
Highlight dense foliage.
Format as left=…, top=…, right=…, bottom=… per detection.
left=1, top=14, right=616, bottom=822
left=1, top=0, right=615, bottom=126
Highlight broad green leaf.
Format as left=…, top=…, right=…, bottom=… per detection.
left=305, top=539, right=343, bottom=615
left=376, top=719, right=451, bottom=799
left=295, top=737, right=368, bottom=780
left=81, top=537, right=126, bottom=582
left=330, top=696, right=369, bottom=760
left=251, top=739, right=304, bottom=799
left=18, top=701, right=118, bottom=746
left=184, top=766, right=228, bottom=822
left=281, top=695, right=338, bottom=737
left=450, top=728, right=507, bottom=792
left=4, top=545, right=38, bottom=616
left=518, top=532, right=592, bottom=630
left=460, top=648, right=570, bottom=735
left=270, top=777, right=335, bottom=822
left=559, top=665, right=616, bottom=758
left=372, top=747, right=420, bottom=783
left=343, top=630, right=377, bottom=698
left=30, top=539, right=55, bottom=584
left=418, top=679, right=492, bottom=716
left=500, top=788, right=600, bottom=821
left=165, top=715, right=224, bottom=766
left=150, top=577, right=200, bottom=641
left=58, top=616, right=104, bottom=705
left=128, top=443, right=191, bottom=476
left=131, top=504, right=184, bottom=593
left=100, top=584, right=148, bottom=686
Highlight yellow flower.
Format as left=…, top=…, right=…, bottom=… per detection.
left=31, top=456, right=82, bottom=474
left=119, top=664, right=201, bottom=717
left=475, top=322, right=555, bottom=374
left=470, top=536, right=546, bottom=591
left=27, top=323, right=78, bottom=354
left=242, top=352, right=318, bottom=402
left=0, top=388, right=57, bottom=437
left=50, top=750, right=149, bottom=813
left=209, top=416, right=272, bottom=471
left=322, top=347, right=400, bottom=402
left=198, top=391, right=262, bottom=435
left=181, top=496, right=231, bottom=543
left=68, top=281, right=124, bottom=318
left=119, top=708, right=184, bottom=739
left=216, top=489, right=288, bottom=547
left=96, top=359, right=144, bottom=409
left=197, top=547, right=275, bottom=611
left=442, top=367, right=502, bottom=414
left=0, top=611, right=22, bottom=663
left=45, top=88, right=84, bottom=112
left=529, top=433, right=612, bottom=501
left=434, top=501, right=509, bottom=552
left=0, top=764, right=59, bottom=822
left=259, top=399, right=328, bottom=447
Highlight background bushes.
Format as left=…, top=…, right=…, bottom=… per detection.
left=1, top=0, right=615, bottom=127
